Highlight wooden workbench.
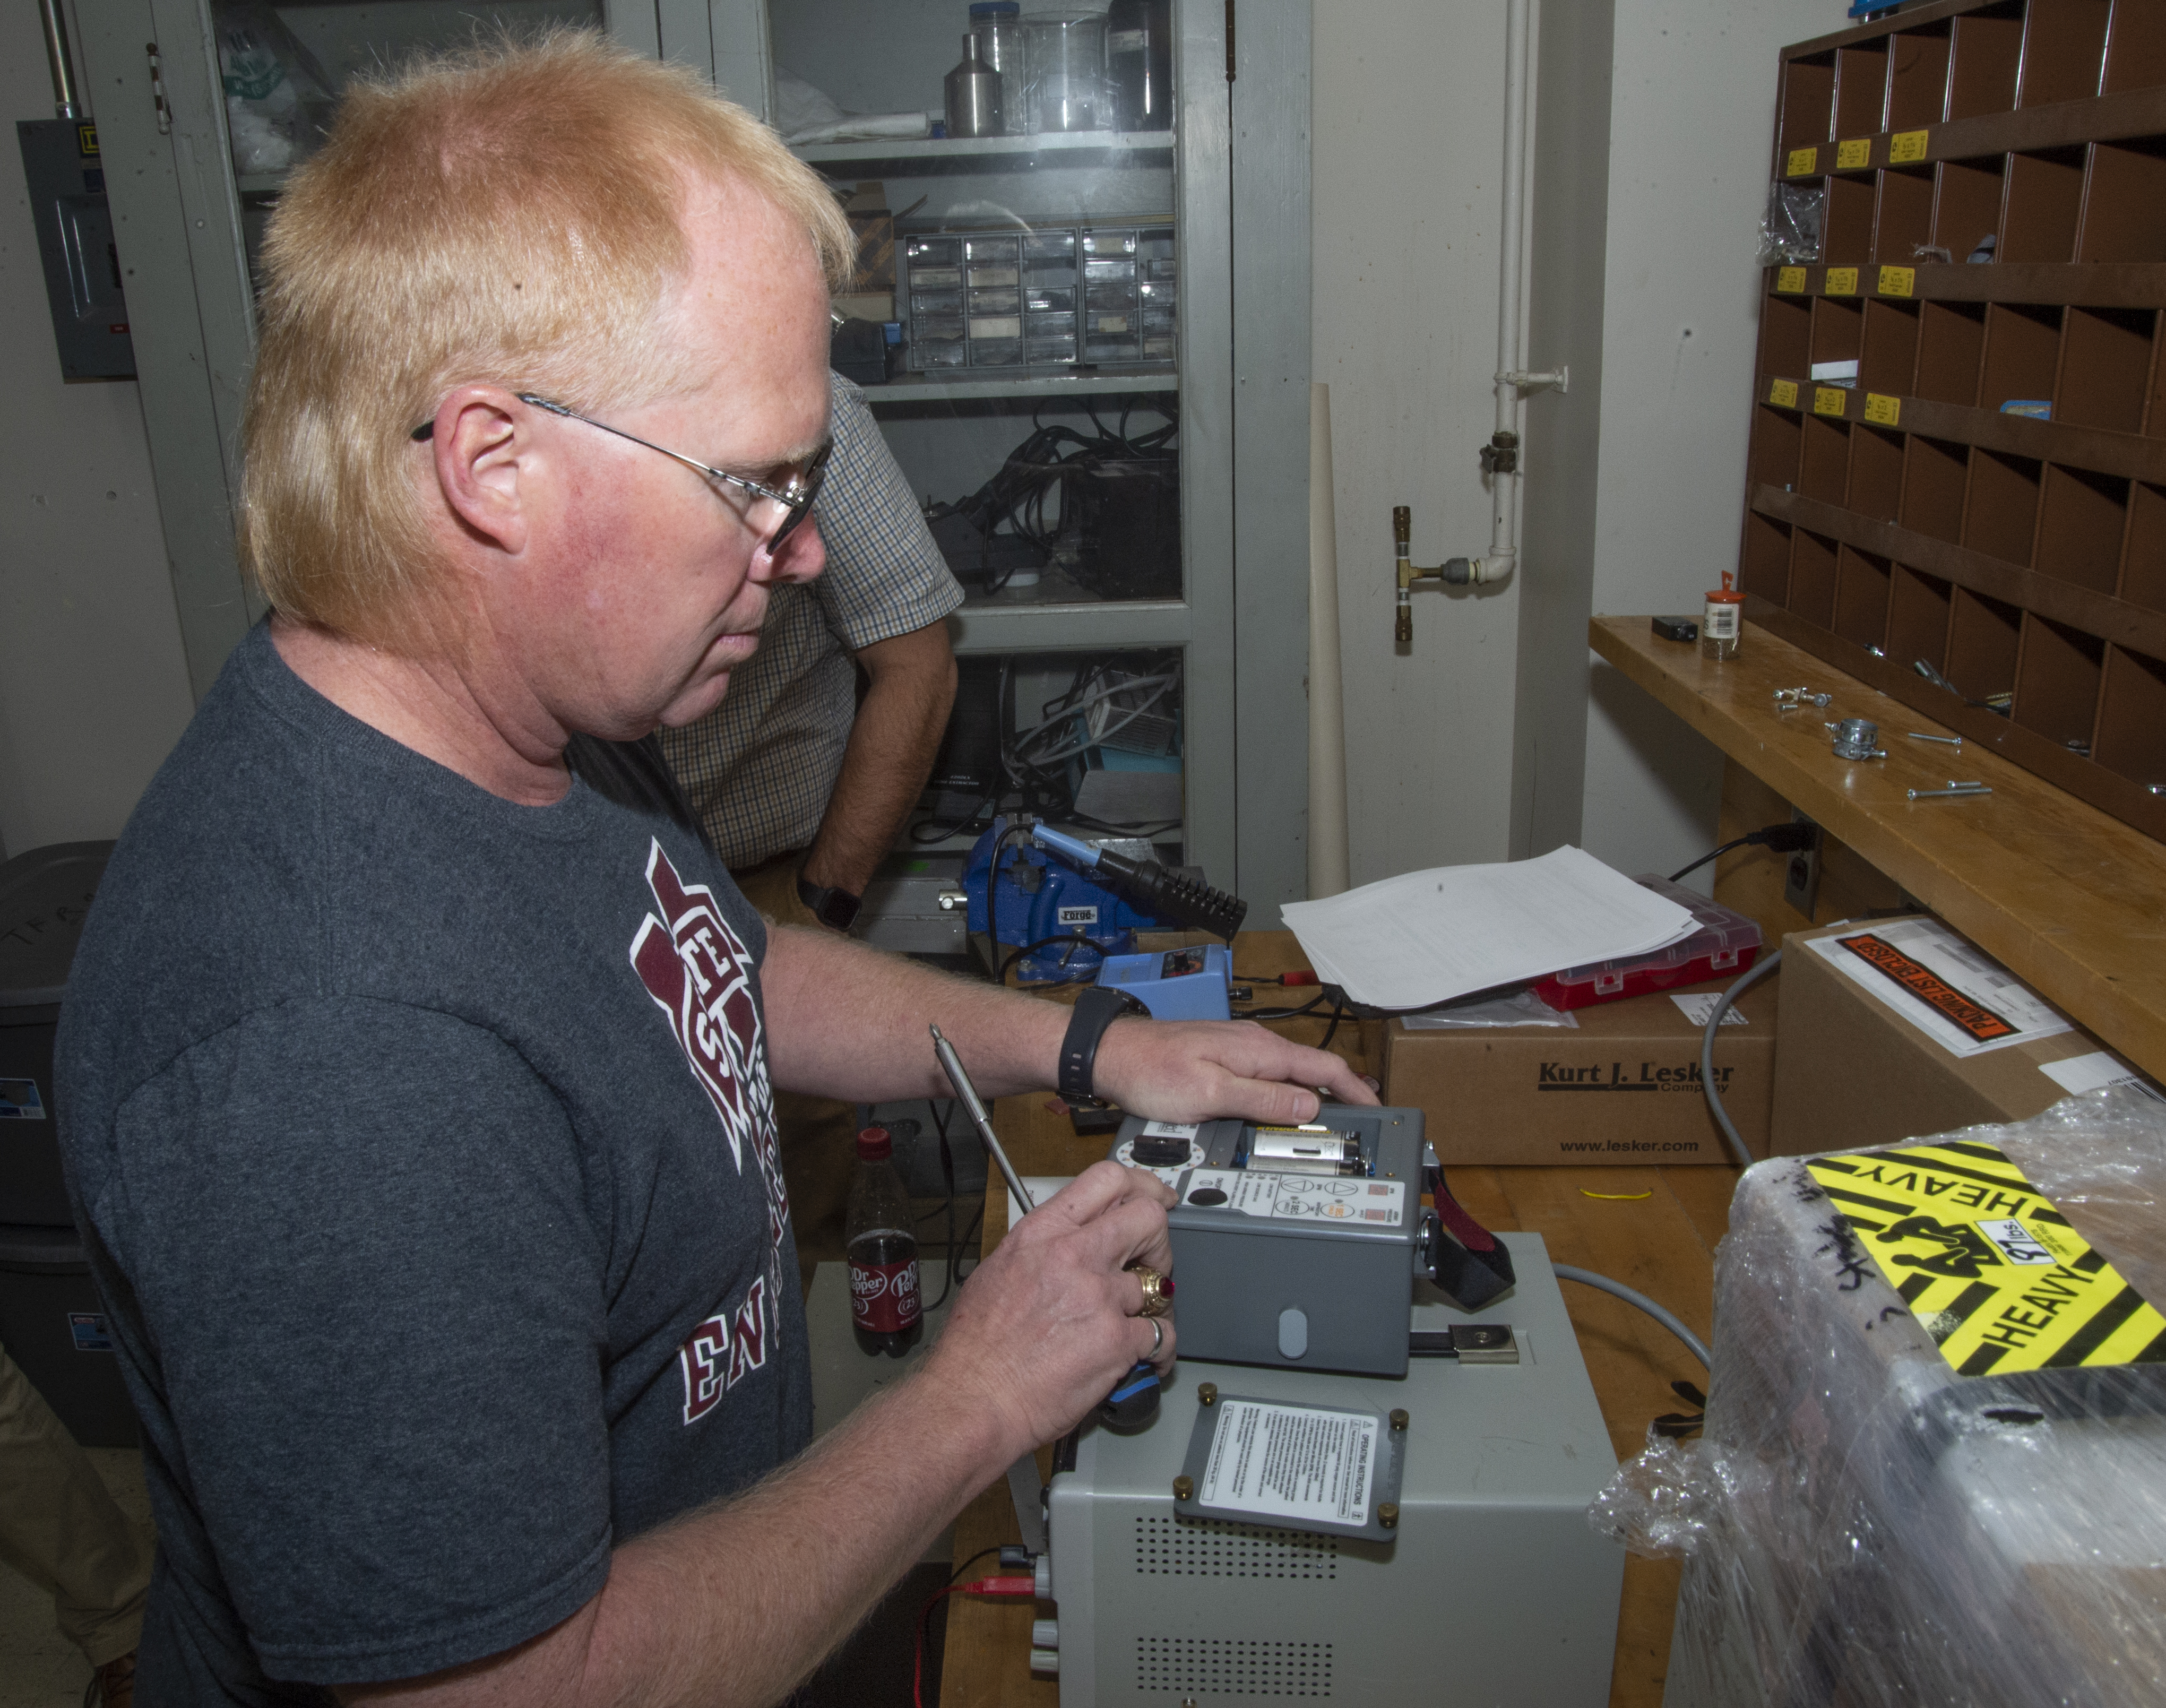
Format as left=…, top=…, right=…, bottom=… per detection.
left=1591, top=615, right=2166, bottom=1084
left=938, top=931, right=1731, bottom=1708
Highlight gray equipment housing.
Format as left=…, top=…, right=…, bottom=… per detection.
left=1041, top=1232, right=1624, bottom=1704
left=1111, top=1106, right=1428, bottom=1376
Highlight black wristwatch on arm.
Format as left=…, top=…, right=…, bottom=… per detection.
left=1059, top=986, right=1150, bottom=1102
left=795, top=874, right=862, bottom=933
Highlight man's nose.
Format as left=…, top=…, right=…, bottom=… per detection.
left=756, top=516, right=824, bottom=586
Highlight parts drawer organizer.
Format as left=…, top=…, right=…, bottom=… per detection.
left=1742, top=0, right=2166, bottom=841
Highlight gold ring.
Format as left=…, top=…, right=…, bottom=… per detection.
left=1132, top=1264, right=1174, bottom=1318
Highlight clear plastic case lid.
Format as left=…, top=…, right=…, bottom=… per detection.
left=1540, top=873, right=1762, bottom=995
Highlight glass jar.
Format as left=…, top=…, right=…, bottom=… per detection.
left=1023, top=11, right=1109, bottom=134
left=968, top=2, right=1025, bottom=134
left=1702, top=590, right=1745, bottom=661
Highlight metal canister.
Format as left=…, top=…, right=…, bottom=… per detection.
left=945, top=35, right=1004, bottom=139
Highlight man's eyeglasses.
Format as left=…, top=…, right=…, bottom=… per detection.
left=411, top=395, right=830, bottom=555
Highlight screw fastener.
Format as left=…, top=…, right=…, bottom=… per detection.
left=1909, top=785, right=1992, bottom=800
left=1173, top=1475, right=1194, bottom=1502
left=1390, top=1409, right=1409, bottom=1432
left=1197, top=1383, right=1217, bottom=1408
left=1378, top=1502, right=1400, bottom=1530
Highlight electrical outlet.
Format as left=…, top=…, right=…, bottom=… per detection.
left=1782, top=811, right=1823, bottom=919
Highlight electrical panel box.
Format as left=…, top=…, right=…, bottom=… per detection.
left=1041, top=1231, right=1623, bottom=1706
left=16, top=120, right=134, bottom=381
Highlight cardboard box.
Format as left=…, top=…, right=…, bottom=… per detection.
left=1382, top=978, right=1777, bottom=1165
left=1770, top=917, right=2159, bottom=1155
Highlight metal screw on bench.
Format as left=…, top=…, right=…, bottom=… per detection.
left=1906, top=731, right=1962, bottom=747
left=1826, top=717, right=1886, bottom=760
left=1774, top=685, right=1832, bottom=710
left=1909, top=781, right=1992, bottom=800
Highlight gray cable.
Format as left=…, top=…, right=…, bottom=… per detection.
left=1552, top=1264, right=1712, bottom=1370
left=1701, top=947, right=1783, bottom=1170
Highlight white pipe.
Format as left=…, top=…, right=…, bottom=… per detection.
left=1473, top=0, right=1533, bottom=589
left=1308, top=382, right=1352, bottom=898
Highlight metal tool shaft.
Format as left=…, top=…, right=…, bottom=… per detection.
left=930, top=1024, right=1035, bottom=1215
left=1906, top=731, right=1962, bottom=746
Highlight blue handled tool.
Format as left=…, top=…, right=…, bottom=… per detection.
left=929, top=1023, right=1161, bottom=1431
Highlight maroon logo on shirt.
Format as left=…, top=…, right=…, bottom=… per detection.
left=679, top=1275, right=770, bottom=1425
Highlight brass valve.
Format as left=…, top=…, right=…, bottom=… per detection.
left=1392, top=505, right=1475, bottom=644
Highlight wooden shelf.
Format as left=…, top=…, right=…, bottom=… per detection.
left=1587, top=615, right=2166, bottom=1083
left=1776, top=83, right=2166, bottom=179
left=1768, top=261, right=2166, bottom=308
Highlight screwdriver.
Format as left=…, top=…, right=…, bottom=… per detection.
left=929, top=1023, right=1162, bottom=1431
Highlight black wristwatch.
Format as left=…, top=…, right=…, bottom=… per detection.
left=796, top=874, right=862, bottom=933
left=1059, top=986, right=1150, bottom=1102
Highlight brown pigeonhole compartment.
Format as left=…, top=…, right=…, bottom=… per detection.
left=1810, top=295, right=1865, bottom=371
left=1978, top=301, right=2063, bottom=414
left=1888, top=565, right=1956, bottom=675
left=1873, top=169, right=1935, bottom=266
left=1789, top=528, right=1841, bottom=629
left=2012, top=613, right=2106, bottom=751
left=1833, top=546, right=1895, bottom=651
left=1759, top=290, right=1813, bottom=378
left=2077, top=139, right=2166, bottom=263
left=1963, top=447, right=2043, bottom=565
left=1834, top=41, right=1889, bottom=140
left=2057, top=306, right=2154, bottom=432
left=2016, top=0, right=2110, bottom=107
left=2120, top=482, right=2166, bottom=610
left=2000, top=149, right=2086, bottom=263
left=1801, top=415, right=1852, bottom=503
left=2093, top=644, right=2166, bottom=789
left=1900, top=434, right=1971, bottom=542
left=2034, top=464, right=2130, bottom=594
left=2104, top=0, right=2166, bottom=94
left=1945, top=586, right=2024, bottom=703
left=1741, top=512, right=1794, bottom=604
left=1946, top=5, right=2024, bottom=122
left=1914, top=299, right=1986, bottom=404
left=1781, top=53, right=1836, bottom=153
left=1847, top=422, right=1906, bottom=520
left=1931, top=157, right=2006, bottom=261
left=1823, top=175, right=1877, bottom=266
left=1887, top=22, right=1953, bottom=130
left=1859, top=299, right=1921, bottom=395
left=1748, top=403, right=1805, bottom=492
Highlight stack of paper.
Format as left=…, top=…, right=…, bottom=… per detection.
left=1279, top=846, right=1698, bottom=1011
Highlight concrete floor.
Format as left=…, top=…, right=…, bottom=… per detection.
left=0, top=1448, right=150, bottom=1708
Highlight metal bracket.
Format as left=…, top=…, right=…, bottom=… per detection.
left=1479, top=430, right=1520, bottom=476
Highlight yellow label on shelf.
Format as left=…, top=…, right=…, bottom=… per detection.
left=1878, top=265, right=1916, bottom=297
left=1836, top=136, right=1872, bottom=170
left=1768, top=378, right=1800, bottom=408
left=1813, top=386, right=1850, bottom=417
left=1806, top=1142, right=2166, bottom=1377
left=1864, top=392, right=1901, bottom=426
left=1776, top=266, right=1808, bottom=294
left=1787, top=145, right=1818, bottom=177
left=1890, top=128, right=1929, bottom=165
left=1824, top=266, right=1859, bottom=296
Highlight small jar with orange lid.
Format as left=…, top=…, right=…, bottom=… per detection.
left=1702, top=585, right=1745, bottom=661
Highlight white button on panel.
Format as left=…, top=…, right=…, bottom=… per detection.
left=1278, top=1307, right=1308, bottom=1359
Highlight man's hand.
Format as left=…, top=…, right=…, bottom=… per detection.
left=1091, top=1019, right=1379, bottom=1127
left=921, top=1160, right=1177, bottom=1453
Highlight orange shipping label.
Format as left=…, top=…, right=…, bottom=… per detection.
left=1824, top=266, right=1859, bottom=296
left=1838, top=933, right=2015, bottom=1041
left=1836, top=137, right=1872, bottom=170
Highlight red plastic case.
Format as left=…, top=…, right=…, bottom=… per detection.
left=1530, top=874, right=1762, bottom=1011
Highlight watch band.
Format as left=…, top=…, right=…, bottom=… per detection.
left=1059, top=986, right=1148, bottom=1102
left=795, top=874, right=861, bottom=932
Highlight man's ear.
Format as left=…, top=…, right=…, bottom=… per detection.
left=427, top=389, right=534, bottom=555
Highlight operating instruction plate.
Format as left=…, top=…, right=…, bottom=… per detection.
left=1174, top=1394, right=1405, bottom=1542
left=1808, top=1141, right=2166, bottom=1377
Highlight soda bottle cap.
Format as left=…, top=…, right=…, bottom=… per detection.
left=857, top=1126, right=893, bottom=1160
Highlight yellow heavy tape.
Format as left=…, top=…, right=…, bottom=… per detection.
left=1807, top=1141, right=2166, bottom=1378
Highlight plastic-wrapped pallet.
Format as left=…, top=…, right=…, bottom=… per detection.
left=1593, top=1085, right=2166, bottom=1708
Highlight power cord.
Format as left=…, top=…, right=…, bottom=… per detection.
left=1552, top=1265, right=1712, bottom=1369
left=1668, top=821, right=1817, bottom=884
left=1701, top=948, right=1783, bottom=1169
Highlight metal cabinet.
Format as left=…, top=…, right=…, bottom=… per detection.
left=80, top=0, right=1310, bottom=902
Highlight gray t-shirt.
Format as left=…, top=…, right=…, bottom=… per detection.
left=56, top=623, right=809, bottom=1702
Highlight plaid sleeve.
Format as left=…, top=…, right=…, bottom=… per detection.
left=810, top=373, right=964, bottom=651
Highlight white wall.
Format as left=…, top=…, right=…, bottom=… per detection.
left=1312, top=0, right=1516, bottom=884
left=1, top=5, right=193, bottom=860
left=1577, top=0, right=1830, bottom=888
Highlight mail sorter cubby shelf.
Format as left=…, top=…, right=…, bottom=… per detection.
left=1741, top=0, right=2166, bottom=844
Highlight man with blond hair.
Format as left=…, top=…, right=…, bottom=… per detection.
left=56, top=32, right=1367, bottom=1707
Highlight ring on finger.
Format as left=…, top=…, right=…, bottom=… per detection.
left=1132, top=1264, right=1175, bottom=1318
left=1149, top=1317, right=1164, bottom=1357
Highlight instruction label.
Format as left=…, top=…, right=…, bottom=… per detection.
left=1889, top=128, right=1929, bottom=164
left=1198, top=1400, right=1377, bottom=1525
left=1823, top=266, right=1859, bottom=296
left=1182, top=1169, right=1405, bottom=1228
left=1863, top=392, right=1902, bottom=426
left=1877, top=264, right=1915, bottom=297
left=1776, top=266, right=1808, bottom=294
left=1814, top=386, right=1850, bottom=417
left=1807, top=1141, right=2166, bottom=1376
left=1787, top=145, right=1818, bottom=177
left=1836, top=137, right=1872, bottom=170
left=1768, top=377, right=1800, bottom=408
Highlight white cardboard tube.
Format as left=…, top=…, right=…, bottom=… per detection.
left=1308, top=382, right=1352, bottom=899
